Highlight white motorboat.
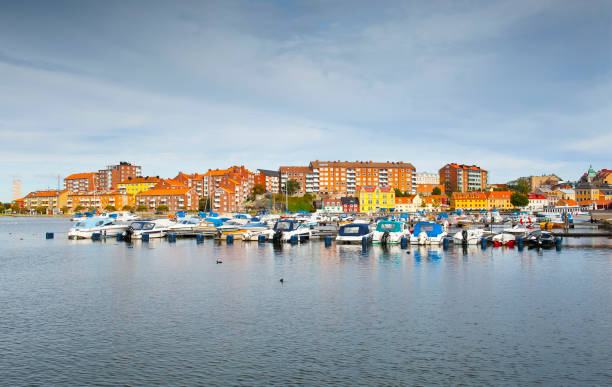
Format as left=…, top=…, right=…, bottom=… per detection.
left=372, top=221, right=411, bottom=245
left=68, top=217, right=130, bottom=239
left=167, top=217, right=201, bottom=233
left=452, top=228, right=486, bottom=245
left=491, top=233, right=515, bottom=247
left=123, top=219, right=174, bottom=240
left=259, top=220, right=312, bottom=243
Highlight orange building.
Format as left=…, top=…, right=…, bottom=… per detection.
left=279, top=166, right=312, bottom=195
left=174, top=172, right=206, bottom=198
left=67, top=192, right=131, bottom=212
left=255, top=169, right=280, bottom=193
left=64, top=172, right=98, bottom=193
left=135, top=187, right=198, bottom=211
left=439, top=163, right=488, bottom=193
left=202, top=166, right=256, bottom=212
left=416, top=184, right=445, bottom=195
left=96, top=162, right=141, bottom=191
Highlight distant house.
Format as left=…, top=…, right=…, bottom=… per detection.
left=341, top=197, right=359, bottom=213
left=357, top=186, right=395, bottom=213
left=322, top=198, right=342, bottom=213
left=527, top=193, right=548, bottom=212
left=395, top=195, right=421, bottom=212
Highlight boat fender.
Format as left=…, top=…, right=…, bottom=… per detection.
left=46, top=232, right=54, bottom=239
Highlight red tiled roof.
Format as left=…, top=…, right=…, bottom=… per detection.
left=25, top=190, right=59, bottom=198
left=137, top=188, right=191, bottom=196
left=65, top=172, right=95, bottom=180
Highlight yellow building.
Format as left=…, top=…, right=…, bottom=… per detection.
left=485, top=191, right=513, bottom=210
left=23, top=189, right=70, bottom=213
left=117, top=176, right=162, bottom=195
left=357, top=186, right=395, bottom=213
left=451, top=192, right=488, bottom=210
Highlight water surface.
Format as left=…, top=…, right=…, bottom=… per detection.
left=1, top=218, right=611, bottom=385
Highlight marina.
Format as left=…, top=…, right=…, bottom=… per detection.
left=2, top=216, right=611, bottom=385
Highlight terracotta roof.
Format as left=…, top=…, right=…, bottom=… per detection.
left=119, top=177, right=161, bottom=184
left=279, top=166, right=312, bottom=173
left=25, top=190, right=59, bottom=198
left=65, top=172, right=95, bottom=180
left=205, top=169, right=230, bottom=176
left=443, top=163, right=487, bottom=172
left=395, top=197, right=412, bottom=204
left=310, top=160, right=415, bottom=170
left=137, top=188, right=191, bottom=196
left=485, top=191, right=512, bottom=199
left=452, top=192, right=487, bottom=200
left=528, top=193, right=547, bottom=200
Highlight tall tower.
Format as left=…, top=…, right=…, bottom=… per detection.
left=12, top=180, right=22, bottom=201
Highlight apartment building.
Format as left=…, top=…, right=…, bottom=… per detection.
left=97, top=162, right=141, bottom=191
left=117, top=176, right=162, bottom=196
left=67, top=192, right=131, bottom=212
left=439, top=163, right=488, bottom=193
left=23, top=190, right=69, bottom=213
left=135, top=187, right=198, bottom=211
left=64, top=172, right=98, bottom=193
left=415, top=172, right=439, bottom=185
left=256, top=169, right=280, bottom=193
left=280, top=160, right=416, bottom=195
left=174, top=172, right=206, bottom=198
left=357, top=185, right=395, bottom=213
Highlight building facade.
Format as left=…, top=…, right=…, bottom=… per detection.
left=485, top=191, right=513, bottom=210
left=415, top=172, right=439, bottom=185
left=97, top=162, right=142, bottom=191
left=64, top=172, right=98, bottom=193
left=439, top=163, right=488, bottom=193
left=67, top=192, right=131, bottom=212
left=256, top=169, right=280, bottom=193
left=451, top=191, right=488, bottom=210
left=357, top=186, right=395, bottom=213
left=135, top=188, right=198, bottom=211
left=527, top=193, right=548, bottom=212
left=23, top=190, right=69, bottom=213
left=341, top=197, right=359, bottom=213
left=117, top=176, right=162, bottom=196
left=322, top=198, right=343, bottom=213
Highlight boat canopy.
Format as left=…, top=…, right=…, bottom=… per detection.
left=234, top=214, right=250, bottom=219
left=375, top=221, right=402, bottom=233
left=413, top=222, right=443, bottom=237
left=129, top=221, right=155, bottom=230
left=244, top=222, right=268, bottom=228
left=339, top=223, right=370, bottom=236
left=274, top=220, right=297, bottom=231
left=437, top=212, right=448, bottom=220
left=72, top=217, right=115, bottom=228
left=178, top=218, right=200, bottom=224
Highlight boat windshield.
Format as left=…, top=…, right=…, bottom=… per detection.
left=339, top=224, right=369, bottom=236
left=130, top=222, right=155, bottom=230
left=376, top=222, right=401, bottom=233
left=275, top=221, right=295, bottom=231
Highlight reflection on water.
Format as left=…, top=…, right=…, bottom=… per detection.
left=1, top=218, right=612, bottom=385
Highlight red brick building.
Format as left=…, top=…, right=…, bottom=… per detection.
left=97, top=162, right=141, bottom=191
left=279, top=166, right=311, bottom=195
left=341, top=197, right=359, bottom=213
left=255, top=169, right=280, bottom=193
left=439, top=163, right=488, bottom=193
left=65, top=172, right=98, bottom=193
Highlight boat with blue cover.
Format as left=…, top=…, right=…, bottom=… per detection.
left=410, top=222, right=447, bottom=245
left=336, top=223, right=373, bottom=244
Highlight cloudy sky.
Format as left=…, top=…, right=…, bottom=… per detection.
left=1, top=0, right=610, bottom=200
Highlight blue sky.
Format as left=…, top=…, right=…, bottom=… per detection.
left=1, top=0, right=610, bottom=200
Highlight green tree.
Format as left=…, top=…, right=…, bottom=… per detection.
left=510, top=192, right=529, bottom=208
left=283, top=179, right=300, bottom=196
left=507, top=177, right=530, bottom=194
left=88, top=206, right=96, bottom=212
left=136, top=204, right=148, bottom=212
left=11, top=204, right=20, bottom=213
left=156, top=205, right=169, bottom=213
left=199, top=198, right=210, bottom=212
left=61, top=206, right=69, bottom=214
left=35, top=206, right=47, bottom=214
left=252, top=183, right=266, bottom=196
left=431, top=187, right=442, bottom=195
left=122, top=205, right=133, bottom=211
left=74, top=205, right=84, bottom=212
left=394, top=188, right=405, bottom=198
left=0, top=203, right=4, bottom=212
left=105, top=205, right=117, bottom=211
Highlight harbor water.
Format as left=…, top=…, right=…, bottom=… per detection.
left=1, top=217, right=611, bottom=385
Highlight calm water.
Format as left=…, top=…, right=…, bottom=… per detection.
left=1, top=218, right=611, bottom=386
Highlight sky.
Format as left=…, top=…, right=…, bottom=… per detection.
left=0, top=0, right=610, bottom=201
